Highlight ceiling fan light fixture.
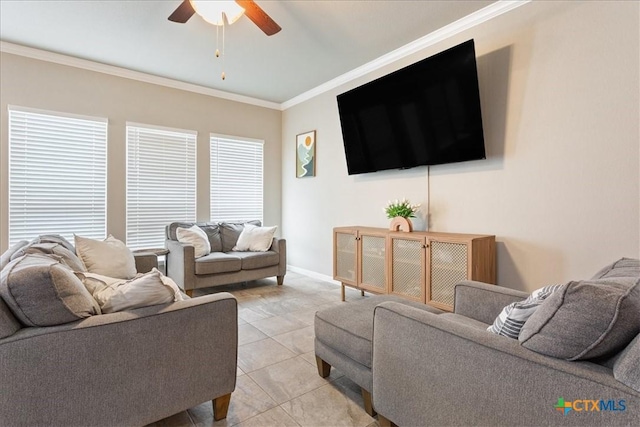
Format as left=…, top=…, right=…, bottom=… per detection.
left=190, top=0, right=245, bottom=26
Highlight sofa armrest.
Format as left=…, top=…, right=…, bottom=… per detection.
left=270, top=237, right=287, bottom=277
left=0, top=293, right=238, bottom=426
left=165, top=239, right=195, bottom=291
left=372, top=301, right=639, bottom=427
left=454, top=280, right=529, bottom=324
left=133, top=252, right=158, bottom=274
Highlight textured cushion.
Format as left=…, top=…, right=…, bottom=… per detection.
left=76, top=269, right=185, bottom=314
left=439, top=313, right=490, bottom=330
left=233, top=251, right=279, bottom=270
left=591, top=258, right=640, bottom=280
left=0, top=254, right=100, bottom=326
left=176, top=225, right=211, bottom=258
left=233, top=224, right=277, bottom=252
left=75, top=235, right=137, bottom=279
left=613, top=333, right=640, bottom=392
left=195, top=252, right=242, bottom=275
left=220, top=221, right=261, bottom=252
left=315, top=295, right=444, bottom=368
left=519, top=277, right=640, bottom=360
left=0, top=240, right=29, bottom=271
left=11, top=242, right=86, bottom=272
left=487, top=284, right=564, bottom=339
left=0, top=297, right=21, bottom=339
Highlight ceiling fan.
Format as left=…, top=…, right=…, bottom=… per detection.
left=168, top=0, right=281, bottom=36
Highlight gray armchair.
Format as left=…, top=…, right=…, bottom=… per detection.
left=372, top=281, right=640, bottom=426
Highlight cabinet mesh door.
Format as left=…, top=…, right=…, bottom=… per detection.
left=429, top=241, right=468, bottom=307
left=391, top=238, right=422, bottom=298
left=335, top=233, right=356, bottom=282
left=361, top=236, right=386, bottom=290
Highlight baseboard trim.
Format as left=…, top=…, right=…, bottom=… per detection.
left=286, top=265, right=340, bottom=286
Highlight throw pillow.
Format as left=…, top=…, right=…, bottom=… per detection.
left=487, top=284, right=564, bottom=339
left=0, top=254, right=100, bottom=326
left=233, top=224, right=277, bottom=252
left=519, top=277, right=640, bottom=360
left=76, top=268, right=185, bottom=313
left=220, top=220, right=261, bottom=252
left=11, top=242, right=86, bottom=272
left=74, top=235, right=137, bottom=279
left=176, top=225, right=211, bottom=258
left=590, top=258, right=640, bottom=280
left=36, top=234, right=77, bottom=254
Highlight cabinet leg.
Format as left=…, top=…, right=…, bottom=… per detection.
left=341, top=284, right=345, bottom=302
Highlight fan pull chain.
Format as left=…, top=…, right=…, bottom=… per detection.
left=221, top=15, right=226, bottom=80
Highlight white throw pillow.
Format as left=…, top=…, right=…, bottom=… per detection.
left=76, top=269, right=185, bottom=314
left=176, top=225, right=211, bottom=258
left=487, top=284, right=564, bottom=339
left=74, top=235, right=137, bottom=279
left=233, top=224, right=277, bottom=252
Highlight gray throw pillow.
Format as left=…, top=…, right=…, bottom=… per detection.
left=36, top=234, right=76, bottom=254
left=519, top=277, right=640, bottom=360
left=613, top=333, right=640, bottom=392
left=220, top=221, right=261, bottom=252
left=0, top=254, right=100, bottom=326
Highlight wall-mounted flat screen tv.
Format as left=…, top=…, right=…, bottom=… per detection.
left=337, top=39, right=486, bottom=175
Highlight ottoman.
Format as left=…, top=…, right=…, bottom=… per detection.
left=314, top=295, right=444, bottom=416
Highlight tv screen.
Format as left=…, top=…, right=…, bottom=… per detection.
left=337, top=39, right=486, bottom=175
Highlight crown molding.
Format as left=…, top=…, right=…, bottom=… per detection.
left=280, top=0, right=531, bottom=110
left=0, top=41, right=281, bottom=111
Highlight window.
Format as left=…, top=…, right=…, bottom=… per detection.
left=8, top=106, right=107, bottom=245
left=126, top=123, right=196, bottom=250
left=210, top=135, right=264, bottom=222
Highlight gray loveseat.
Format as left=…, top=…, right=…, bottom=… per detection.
left=372, top=259, right=640, bottom=426
left=165, top=221, right=286, bottom=296
left=1, top=238, right=238, bottom=426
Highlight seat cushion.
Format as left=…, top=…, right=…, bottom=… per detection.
left=315, top=295, right=444, bottom=368
left=195, top=252, right=241, bottom=275
left=439, top=313, right=490, bottom=330
left=233, top=251, right=279, bottom=270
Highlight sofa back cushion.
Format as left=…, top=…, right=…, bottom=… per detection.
left=519, top=276, right=640, bottom=360
left=591, top=258, right=640, bottom=280
left=0, top=254, right=101, bottom=326
left=166, top=222, right=223, bottom=252
left=613, top=333, right=640, bottom=392
left=220, top=221, right=261, bottom=252
left=0, top=297, right=21, bottom=339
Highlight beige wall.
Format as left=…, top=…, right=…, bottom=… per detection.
left=282, top=1, right=640, bottom=291
left=0, top=53, right=282, bottom=250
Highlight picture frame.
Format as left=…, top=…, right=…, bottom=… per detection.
left=296, top=130, right=316, bottom=178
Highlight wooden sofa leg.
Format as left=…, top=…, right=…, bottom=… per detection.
left=277, top=275, right=284, bottom=286
left=361, top=388, right=376, bottom=417
left=316, top=356, right=331, bottom=378
left=185, top=289, right=193, bottom=297
left=378, top=414, right=396, bottom=427
left=212, top=393, right=232, bottom=421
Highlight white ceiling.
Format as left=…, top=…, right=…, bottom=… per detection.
left=0, top=0, right=497, bottom=104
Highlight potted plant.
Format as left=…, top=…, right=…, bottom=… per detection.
left=384, top=199, right=421, bottom=232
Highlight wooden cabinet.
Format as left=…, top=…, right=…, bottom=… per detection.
left=333, top=227, right=387, bottom=300
left=334, top=227, right=495, bottom=311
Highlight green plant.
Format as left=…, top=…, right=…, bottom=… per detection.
left=384, top=199, right=421, bottom=219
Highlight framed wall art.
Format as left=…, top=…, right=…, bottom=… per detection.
left=296, top=130, right=316, bottom=178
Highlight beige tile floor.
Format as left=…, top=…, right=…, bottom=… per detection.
left=147, top=270, right=380, bottom=427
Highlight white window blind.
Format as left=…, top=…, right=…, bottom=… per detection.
left=8, top=106, right=107, bottom=245
left=210, top=135, right=264, bottom=222
left=126, top=123, right=196, bottom=250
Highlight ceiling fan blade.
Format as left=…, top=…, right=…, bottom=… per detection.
left=236, top=0, right=281, bottom=36
left=168, top=0, right=196, bottom=23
